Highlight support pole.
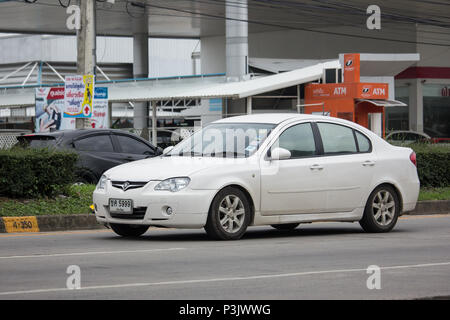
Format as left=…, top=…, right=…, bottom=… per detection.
left=152, top=101, right=157, bottom=146
left=247, top=96, right=252, bottom=114
left=76, top=0, right=96, bottom=129
left=132, top=8, right=150, bottom=139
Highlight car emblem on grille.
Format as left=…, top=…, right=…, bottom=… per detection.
left=122, top=181, right=130, bottom=191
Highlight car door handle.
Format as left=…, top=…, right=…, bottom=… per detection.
left=310, top=164, right=324, bottom=170
left=362, top=160, right=376, bottom=167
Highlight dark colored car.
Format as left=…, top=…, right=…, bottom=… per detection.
left=17, top=129, right=163, bottom=183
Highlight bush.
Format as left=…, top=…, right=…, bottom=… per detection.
left=409, top=143, right=450, bottom=188
left=0, top=147, right=78, bottom=198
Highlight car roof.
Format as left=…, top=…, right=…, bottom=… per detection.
left=386, top=131, right=430, bottom=137
left=214, top=113, right=330, bottom=125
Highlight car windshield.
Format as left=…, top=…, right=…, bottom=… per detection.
left=167, top=123, right=275, bottom=158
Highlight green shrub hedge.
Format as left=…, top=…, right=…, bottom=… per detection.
left=0, top=147, right=78, bottom=198
left=409, top=143, right=450, bottom=188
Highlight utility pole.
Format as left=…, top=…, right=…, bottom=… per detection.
left=76, top=0, right=96, bottom=129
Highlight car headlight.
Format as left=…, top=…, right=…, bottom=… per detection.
left=154, top=177, right=190, bottom=192
left=96, top=175, right=108, bottom=190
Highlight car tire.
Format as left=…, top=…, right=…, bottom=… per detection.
left=271, top=223, right=300, bottom=231
left=359, top=185, right=400, bottom=233
left=204, top=187, right=251, bottom=240
left=75, top=168, right=98, bottom=184
left=110, top=223, right=149, bottom=237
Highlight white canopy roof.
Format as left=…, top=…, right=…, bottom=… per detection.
left=356, top=99, right=407, bottom=107
left=0, top=61, right=336, bottom=107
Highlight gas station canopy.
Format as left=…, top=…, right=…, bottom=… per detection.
left=0, top=0, right=448, bottom=38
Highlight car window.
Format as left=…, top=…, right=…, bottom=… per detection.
left=272, top=122, right=317, bottom=158
left=19, top=136, right=57, bottom=149
left=355, top=131, right=371, bottom=153
left=74, top=134, right=114, bottom=152
left=389, top=133, right=400, bottom=140
left=405, top=133, right=424, bottom=141
left=317, top=122, right=357, bottom=154
left=115, top=134, right=153, bottom=155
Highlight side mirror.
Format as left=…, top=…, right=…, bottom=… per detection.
left=269, top=147, right=291, bottom=160
left=163, top=146, right=174, bottom=155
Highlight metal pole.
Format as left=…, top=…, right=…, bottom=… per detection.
left=152, top=101, right=157, bottom=146
left=247, top=96, right=252, bottom=114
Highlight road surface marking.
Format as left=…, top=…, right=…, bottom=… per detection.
left=1, top=261, right=450, bottom=296
left=0, top=247, right=185, bottom=260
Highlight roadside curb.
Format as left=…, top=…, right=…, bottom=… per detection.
left=407, top=200, right=450, bottom=216
left=0, top=214, right=104, bottom=233
left=0, top=200, right=449, bottom=233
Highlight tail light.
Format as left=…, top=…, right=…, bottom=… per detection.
left=410, top=151, right=417, bottom=167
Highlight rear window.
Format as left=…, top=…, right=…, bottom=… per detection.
left=18, top=136, right=57, bottom=149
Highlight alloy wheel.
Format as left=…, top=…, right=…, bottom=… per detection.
left=372, top=190, right=396, bottom=226
left=218, top=195, right=246, bottom=234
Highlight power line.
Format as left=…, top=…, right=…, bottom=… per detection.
left=137, top=1, right=450, bottom=47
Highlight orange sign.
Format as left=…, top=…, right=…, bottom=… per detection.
left=356, top=83, right=389, bottom=99
left=343, top=53, right=360, bottom=83
left=305, top=82, right=388, bottom=100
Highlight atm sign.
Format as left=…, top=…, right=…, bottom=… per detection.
left=357, top=83, right=388, bottom=99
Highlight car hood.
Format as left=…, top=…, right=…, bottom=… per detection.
left=104, top=156, right=248, bottom=181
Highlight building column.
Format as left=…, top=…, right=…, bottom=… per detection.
left=132, top=13, right=149, bottom=140
left=226, top=0, right=248, bottom=82
left=225, top=0, right=249, bottom=116
left=409, top=79, right=424, bottom=132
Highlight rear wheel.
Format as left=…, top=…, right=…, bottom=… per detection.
left=110, top=223, right=149, bottom=237
left=204, top=187, right=251, bottom=240
left=271, top=223, right=300, bottom=231
left=359, top=185, right=400, bottom=233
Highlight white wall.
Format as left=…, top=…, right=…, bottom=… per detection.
left=0, top=34, right=199, bottom=77
left=148, top=38, right=200, bottom=77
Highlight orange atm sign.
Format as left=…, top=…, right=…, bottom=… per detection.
left=305, top=83, right=388, bottom=100
left=357, top=83, right=388, bottom=99
left=306, top=83, right=354, bottom=99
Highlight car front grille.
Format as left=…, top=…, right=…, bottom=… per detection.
left=111, top=181, right=148, bottom=191
left=109, top=207, right=147, bottom=220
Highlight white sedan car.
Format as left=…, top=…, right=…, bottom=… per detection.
left=93, top=114, right=420, bottom=240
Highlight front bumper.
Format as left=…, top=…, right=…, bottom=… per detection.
left=93, top=181, right=216, bottom=228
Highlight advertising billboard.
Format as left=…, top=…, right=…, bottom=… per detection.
left=35, top=87, right=76, bottom=133
left=64, top=74, right=94, bottom=118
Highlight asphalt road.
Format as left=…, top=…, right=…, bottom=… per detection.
left=0, top=215, right=449, bottom=300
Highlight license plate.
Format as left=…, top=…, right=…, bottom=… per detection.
left=109, top=199, right=133, bottom=214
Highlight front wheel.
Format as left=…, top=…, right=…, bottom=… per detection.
left=110, top=223, right=149, bottom=237
left=359, top=185, right=400, bottom=233
left=204, top=187, right=251, bottom=240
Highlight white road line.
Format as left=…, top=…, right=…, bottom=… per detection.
left=0, top=247, right=185, bottom=260
left=1, top=261, right=450, bottom=296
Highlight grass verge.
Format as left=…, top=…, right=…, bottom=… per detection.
left=418, top=187, right=450, bottom=201
left=0, top=184, right=95, bottom=217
